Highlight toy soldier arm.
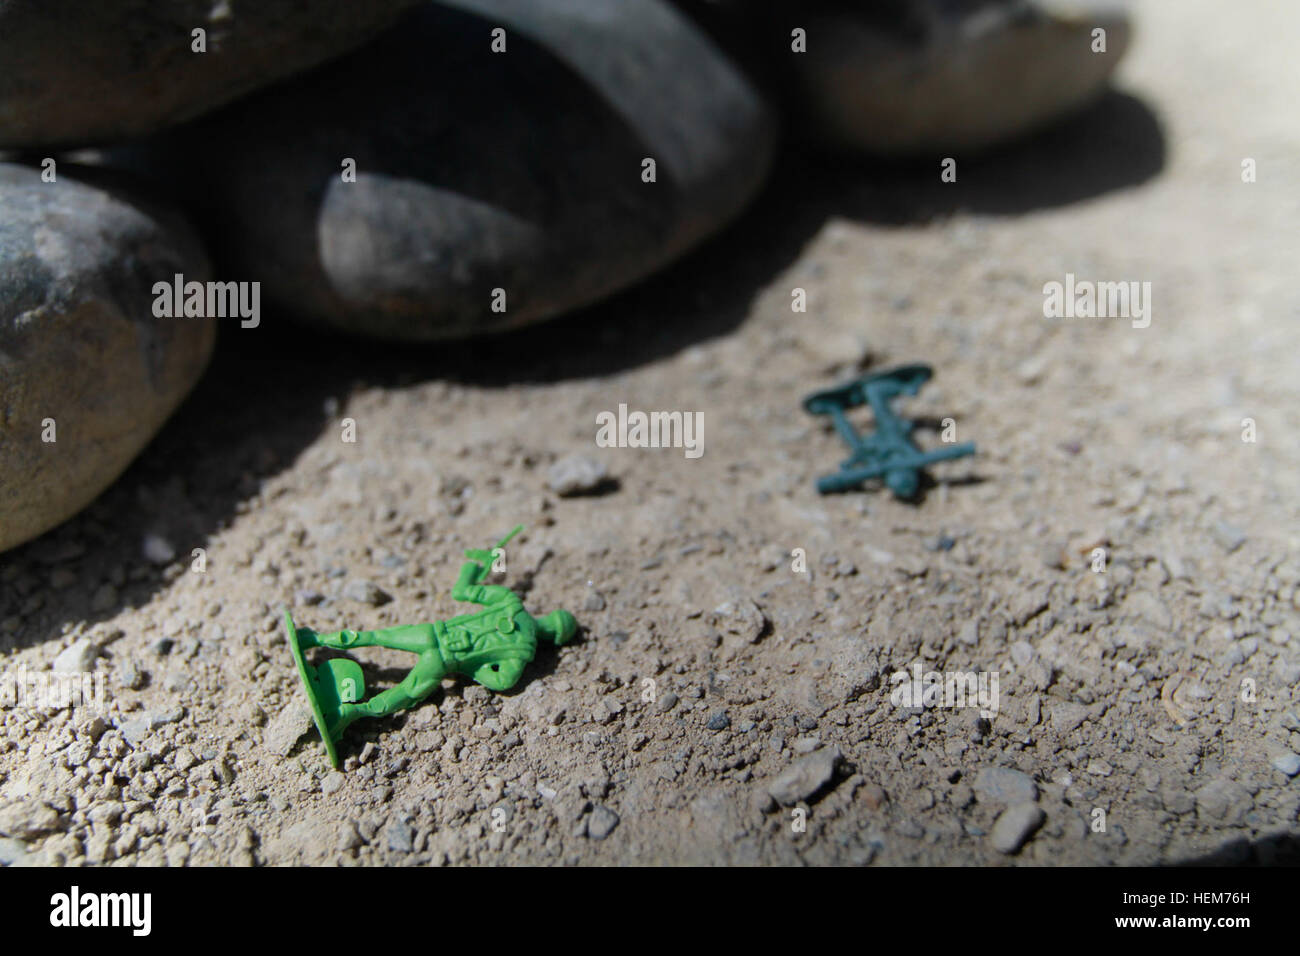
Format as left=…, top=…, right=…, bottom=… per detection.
left=451, top=560, right=515, bottom=605
left=452, top=556, right=490, bottom=599
left=453, top=525, right=524, bottom=603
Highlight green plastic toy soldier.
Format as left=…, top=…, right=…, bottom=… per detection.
left=284, top=526, right=577, bottom=768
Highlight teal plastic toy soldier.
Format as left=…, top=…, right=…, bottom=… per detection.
left=804, top=364, right=976, bottom=500
left=285, top=526, right=577, bottom=768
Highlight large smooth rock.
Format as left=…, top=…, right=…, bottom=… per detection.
left=783, top=0, right=1133, bottom=154
left=0, top=0, right=423, bottom=149
left=121, top=0, right=776, bottom=341
left=673, top=0, right=1132, bottom=155
left=0, top=164, right=215, bottom=553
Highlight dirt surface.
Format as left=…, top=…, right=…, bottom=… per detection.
left=2, top=0, right=1299, bottom=866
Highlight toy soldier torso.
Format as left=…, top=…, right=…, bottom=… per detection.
left=434, top=592, right=537, bottom=672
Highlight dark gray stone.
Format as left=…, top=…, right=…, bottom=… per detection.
left=0, top=1, right=423, bottom=148
left=121, top=0, right=775, bottom=341
left=385, top=819, right=416, bottom=853
left=0, top=163, right=214, bottom=553
left=587, top=805, right=620, bottom=840
left=972, top=766, right=1038, bottom=806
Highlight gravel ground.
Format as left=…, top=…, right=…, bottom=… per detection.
left=1, top=0, right=1298, bottom=866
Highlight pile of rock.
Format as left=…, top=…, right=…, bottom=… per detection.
left=0, top=0, right=1129, bottom=552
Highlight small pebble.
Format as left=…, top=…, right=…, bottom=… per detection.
left=342, top=580, right=391, bottom=606
left=0, top=836, right=30, bottom=865
left=586, top=805, right=620, bottom=840
left=117, top=658, right=145, bottom=691
left=973, top=767, right=1037, bottom=806
left=264, top=701, right=313, bottom=756
left=142, top=533, right=176, bottom=565
left=336, top=821, right=364, bottom=851
left=765, top=746, right=841, bottom=806
left=547, top=455, right=609, bottom=497
left=385, top=820, right=415, bottom=853
left=1211, top=521, right=1246, bottom=553
left=991, top=803, right=1045, bottom=854
left=1270, top=752, right=1300, bottom=777
left=52, top=638, right=98, bottom=674
left=90, top=584, right=118, bottom=612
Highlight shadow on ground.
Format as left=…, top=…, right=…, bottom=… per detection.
left=0, top=87, right=1165, bottom=646
left=1170, top=831, right=1300, bottom=866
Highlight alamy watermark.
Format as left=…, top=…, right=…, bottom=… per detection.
left=1043, top=273, right=1151, bottom=329
left=889, top=662, right=999, bottom=718
left=595, top=403, right=703, bottom=459
left=50, top=886, right=151, bottom=936
left=152, top=273, right=260, bottom=328
left=0, top=664, right=107, bottom=713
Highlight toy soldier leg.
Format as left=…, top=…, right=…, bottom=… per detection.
left=342, top=650, right=446, bottom=721
left=298, top=623, right=436, bottom=654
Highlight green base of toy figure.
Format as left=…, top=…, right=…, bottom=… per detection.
left=286, top=610, right=365, bottom=770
